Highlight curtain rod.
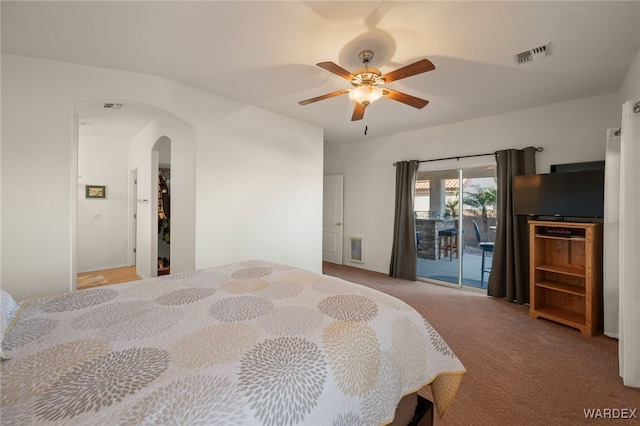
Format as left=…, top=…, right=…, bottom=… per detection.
left=393, top=146, right=543, bottom=167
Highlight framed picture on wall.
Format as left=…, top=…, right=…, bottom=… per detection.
left=86, top=185, right=106, bottom=199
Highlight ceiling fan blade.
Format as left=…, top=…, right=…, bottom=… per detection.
left=351, top=102, right=365, bottom=121
left=382, top=88, right=429, bottom=109
left=317, top=61, right=357, bottom=81
left=381, top=58, right=435, bottom=83
left=298, top=89, right=350, bottom=105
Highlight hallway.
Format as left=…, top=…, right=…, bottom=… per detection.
left=77, top=266, right=141, bottom=289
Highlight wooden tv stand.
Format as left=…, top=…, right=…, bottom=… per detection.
left=528, top=220, right=602, bottom=336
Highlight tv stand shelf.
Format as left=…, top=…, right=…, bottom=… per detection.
left=535, top=264, right=586, bottom=278
left=529, top=220, right=602, bottom=336
left=534, top=233, right=586, bottom=242
left=534, top=306, right=587, bottom=328
left=534, top=280, right=586, bottom=296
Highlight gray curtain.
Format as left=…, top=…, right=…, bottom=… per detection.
left=487, top=147, right=537, bottom=304
left=389, top=160, right=419, bottom=280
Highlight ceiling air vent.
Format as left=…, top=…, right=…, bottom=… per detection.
left=514, top=43, right=550, bottom=64
left=103, top=102, right=124, bottom=109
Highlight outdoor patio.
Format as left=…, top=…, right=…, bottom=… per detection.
left=417, top=251, right=492, bottom=290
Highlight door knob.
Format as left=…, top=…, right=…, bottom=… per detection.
left=334, top=222, right=342, bottom=226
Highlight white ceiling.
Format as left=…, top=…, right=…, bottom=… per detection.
left=2, top=1, right=639, bottom=143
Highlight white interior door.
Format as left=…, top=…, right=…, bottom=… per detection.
left=323, top=174, right=343, bottom=264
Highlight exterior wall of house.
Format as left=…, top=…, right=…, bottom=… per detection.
left=324, top=92, right=620, bottom=275
left=1, top=53, right=323, bottom=300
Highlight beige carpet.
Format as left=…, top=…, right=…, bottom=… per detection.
left=322, top=263, right=640, bottom=426
left=77, top=274, right=108, bottom=289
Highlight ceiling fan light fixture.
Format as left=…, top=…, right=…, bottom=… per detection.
left=349, top=85, right=383, bottom=106
left=299, top=51, right=434, bottom=121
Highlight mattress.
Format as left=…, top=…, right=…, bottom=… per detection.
left=1, top=260, right=465, bottom=425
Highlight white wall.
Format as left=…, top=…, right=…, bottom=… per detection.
left=129, top=115, right=195, bottom=279
left=1, top=54, right=323, bottom=300
left=618, top=50, right=640, bottom=105
left=324, top=93, right=620, bottom=274
left=77, top=135, right=129, bottom=272
left=194, top=105, right=324, bottom=271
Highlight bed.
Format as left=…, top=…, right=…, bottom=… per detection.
left=1, top=260, right=465, bottom=425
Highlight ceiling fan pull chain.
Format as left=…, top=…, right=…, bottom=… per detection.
left=365, top=125, right=368, bottom=135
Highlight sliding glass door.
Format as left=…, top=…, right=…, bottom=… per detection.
left=415, top=169, right=461, bottom=285
left=415, top=165, right=496, bottom=289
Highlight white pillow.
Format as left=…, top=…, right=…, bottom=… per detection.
left=1, top=289, right=21, bottom=360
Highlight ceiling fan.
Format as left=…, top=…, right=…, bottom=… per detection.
left=299, top=50, right=435, bottom=121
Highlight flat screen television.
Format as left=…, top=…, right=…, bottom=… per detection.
left=513, top=169, right=605, bottom=219
left=550, top=160, right=605, bottom=173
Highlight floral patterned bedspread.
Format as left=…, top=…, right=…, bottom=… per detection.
left=1, top=260, right=465, bottom=425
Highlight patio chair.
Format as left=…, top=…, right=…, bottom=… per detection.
left=473, top=220, right=494, bottom=287
left=438, top=228, right=458, bottom=261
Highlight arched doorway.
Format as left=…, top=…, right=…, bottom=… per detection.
left=75, top=100, right=195, bottom=283
left=153, top=136, right=171, bottom=276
